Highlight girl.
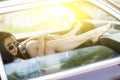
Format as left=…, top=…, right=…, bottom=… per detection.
left=0, top=23, right=111, bottom=64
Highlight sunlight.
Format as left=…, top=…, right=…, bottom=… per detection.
left=38, top=5, right=75, bottom=30
left=5, top=4, right=75, bottom=33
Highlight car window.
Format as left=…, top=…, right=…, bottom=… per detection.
left=1, top=1, right=120, bottom=80
left=0, top=1, right=118, bottom=35
left=0, top=5, right=75, bottom=34
left=80, top=2, right=118, bottom=21
left=108, top=0, right=120, bottom=8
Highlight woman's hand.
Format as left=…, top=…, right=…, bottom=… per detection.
left=44, top=33, right=61, bottom=40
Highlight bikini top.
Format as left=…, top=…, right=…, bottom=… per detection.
left=18, top=43, right=27, bottom=54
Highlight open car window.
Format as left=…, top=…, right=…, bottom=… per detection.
left=0, top=1, right=120, bottom=80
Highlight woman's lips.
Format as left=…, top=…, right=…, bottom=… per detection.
left=12, top=49, right=17, bottom=55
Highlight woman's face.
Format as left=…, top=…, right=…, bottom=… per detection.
left=4, top=36, right=18, bottom=56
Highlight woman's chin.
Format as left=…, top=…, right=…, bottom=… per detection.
left=11, top=51, right=17, bottom=56
left=12, top=53, right=17, bottom=56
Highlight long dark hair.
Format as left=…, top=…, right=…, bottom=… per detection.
left=0, top=31, right=26, bottom=64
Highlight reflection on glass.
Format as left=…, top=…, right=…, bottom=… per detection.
left=4, top=46, right=118, bottom=80
left=0, top=1, right=118, bottom=34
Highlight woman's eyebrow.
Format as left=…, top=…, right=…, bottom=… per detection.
left=13, top=41, right=16, bottom=44
left=7, top=43, right=11, bottom=47
left=13, top=41, right=18, bottom=44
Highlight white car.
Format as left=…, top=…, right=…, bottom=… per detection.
left=0, top=0, right=120, bottom=80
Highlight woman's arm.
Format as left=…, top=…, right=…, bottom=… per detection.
left=25, top=34, right=45, bottom=57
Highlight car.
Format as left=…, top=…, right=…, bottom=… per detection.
left=0, top=0, right=120, bottom=80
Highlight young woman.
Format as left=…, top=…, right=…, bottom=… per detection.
left=0, top=22, right=115, bottom=80
left=0, top=21, right=83, bottom=64
left=0, top=22, right=111, bottom=64
left=24, top=23, right=111, bottom=56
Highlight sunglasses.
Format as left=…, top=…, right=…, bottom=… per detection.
left=8, top=42, right=19, bottom=51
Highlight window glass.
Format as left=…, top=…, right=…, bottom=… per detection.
left=0, top=5, right=75, bottom=34
left=0, top=1, right=118, bottom=35
left=78, top=2, right=118, bottom=21
left=109, top=0, right=120, bottom=8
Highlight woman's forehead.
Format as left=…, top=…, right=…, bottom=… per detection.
left=4, top=36, right=16, bottom=44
